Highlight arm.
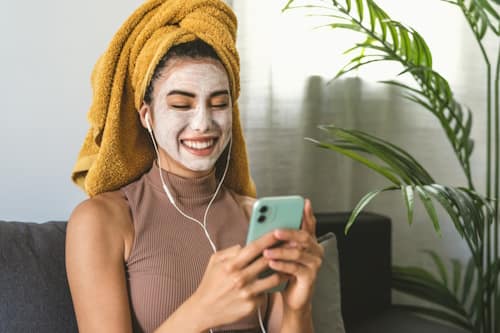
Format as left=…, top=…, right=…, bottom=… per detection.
left=65, top=197, right=134, bottom=333
left=267, top=291, right=314, bottom=333
left=66, top=195, right=211, bottom=333
left=280, top=302, right=314, bottom=333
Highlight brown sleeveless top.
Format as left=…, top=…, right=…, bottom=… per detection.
left=122, top=163, right=268, bottom=333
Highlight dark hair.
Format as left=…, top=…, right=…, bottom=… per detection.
left=143, top=39, right=221, bottom=104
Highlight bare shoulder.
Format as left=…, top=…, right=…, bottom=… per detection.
left=68, top=190, right=130, bottom=234
left=228, top=189, right=256, bottom=221
left=67, top=190, right=133, bottom=261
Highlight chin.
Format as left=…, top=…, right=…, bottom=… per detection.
left=183, top=160, right=218, bottom=172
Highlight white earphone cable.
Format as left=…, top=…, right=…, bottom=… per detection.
left=146, top=116, right=266, bottom=333
left=147, top=121, right=222, bottom=252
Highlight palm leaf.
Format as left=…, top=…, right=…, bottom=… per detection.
left=355, top=0, right=363, bottom=20
left=416, top=187, right=441, bottom=235
left=393, top=260, right=483, bottom=330
left=329, top=23, right=363, bottom=31
left=319, top=125, right=434, bottom=184
left=283, top=0, right=476, bottom=186
left=392, top=304, right=473, bottom=331
left=402, top=185, right=415, bottom=225
left=451, top=259, right=462, bottom=295
left=305, top=137, right=402, bottom=185
left=372, top=4, right=389, bottom=40
left=466, top=0, right=500, bottom=36
left=393, top=266, right=469, bottom=318
left=306, top=125, right=493, bottom=252
left=367, top=0, right=377, bottom=31
left=440, top=0, right=500, bottom=35
left=282, top=0, right=294, bottom=12
left=462, top=257, right=476, bottom=304
left=423, top=250, right=449, bottom=287
left=422, top=185, right=469, bottom=242
left=344, top=186, right=398, bottom=233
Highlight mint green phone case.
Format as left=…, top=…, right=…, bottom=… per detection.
left=245, top=195, right=305, bottom=292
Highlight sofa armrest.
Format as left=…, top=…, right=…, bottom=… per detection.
left=314, top=212, right=392, bottom=331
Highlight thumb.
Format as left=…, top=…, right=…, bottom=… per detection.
left=301, top=198, right=316, bottom=236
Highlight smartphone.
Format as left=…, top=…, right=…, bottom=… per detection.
left=246, top=195, right=305, bottom=292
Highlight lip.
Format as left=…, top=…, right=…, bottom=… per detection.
left=180, top=137, right=219, bottom=157
left=180, top=135, right=218, bottom=142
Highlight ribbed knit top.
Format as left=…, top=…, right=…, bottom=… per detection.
left=122, top=163, right=268, bottom=333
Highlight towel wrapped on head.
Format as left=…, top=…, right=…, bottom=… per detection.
left=72, top=0, right=256, bottom=197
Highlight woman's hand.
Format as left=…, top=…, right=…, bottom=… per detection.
left=190, top=232, right=287, bottom=331
left=263, top=199, right=324, bottom=311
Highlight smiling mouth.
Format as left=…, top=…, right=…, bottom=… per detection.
left=180, top=138, right=218, bottom=151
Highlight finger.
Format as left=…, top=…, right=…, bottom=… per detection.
left=212, top=244, right=242, bottom=263
left=301, top=199, right=316, bottom=236
left=269, top=260, right=312, bottom=279
left=273, top=229, right=314, bottom=247
left=239, top=256, right=271, bottom=283
left=269, top=232, right=324, bottom=258
left=263, top=247, right=322, bottom=270
left=232, top=232, right=279, bottom=270
left=249, top=293, right=268, bottom=311
left=246, top=271, right=289, bottom=296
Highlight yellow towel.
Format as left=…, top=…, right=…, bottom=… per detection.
left=72, top=0, right=256, bottom=198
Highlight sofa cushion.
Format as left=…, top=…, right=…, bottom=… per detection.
left=313, top=232, right=345, bottom=333
left=0, top=221, right=78, bottom=333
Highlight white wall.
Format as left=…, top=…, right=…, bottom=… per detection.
left=0, top=1, right=143, bottom=222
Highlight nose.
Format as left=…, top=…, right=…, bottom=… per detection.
left=190, top=104, right=212, bottom=132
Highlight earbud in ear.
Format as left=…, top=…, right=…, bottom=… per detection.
left=145, top=112, right=152, bottom=132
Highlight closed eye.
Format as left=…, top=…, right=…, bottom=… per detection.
left=171, top=105, right=191, bottom=110
left=212, top=103, right=228, bottom=109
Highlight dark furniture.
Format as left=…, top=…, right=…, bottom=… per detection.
left=315, top=212, right=465, bottom=333
left=0, top=213, right=465, bottom=332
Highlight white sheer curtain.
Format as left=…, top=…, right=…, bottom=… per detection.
left=231, top=0, right=498, bottom=302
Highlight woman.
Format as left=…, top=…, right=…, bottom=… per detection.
left=66, top=1, right=323, bottom=332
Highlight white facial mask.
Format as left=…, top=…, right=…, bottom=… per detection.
left=150, top=59, right=232, bottom=174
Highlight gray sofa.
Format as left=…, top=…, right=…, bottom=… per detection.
left=0, top=212, right=465, bottom=333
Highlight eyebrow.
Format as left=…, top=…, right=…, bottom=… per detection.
left=211, top=90, right=230, bottom=97
left=166, top=89, right=229, bottom=98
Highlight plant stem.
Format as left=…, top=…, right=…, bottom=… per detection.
left=460, top=4, right=493, bottom=330
left=478, top=256, right=486, bottom=333
left=493, top=43, right=500, bottom=333
left=478, top=33, right=494, bottom=333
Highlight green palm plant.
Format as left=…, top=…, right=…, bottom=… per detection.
left=282, top=0, right=500, bottom=332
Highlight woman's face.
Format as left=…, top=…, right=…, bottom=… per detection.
left=149, top=58, right=232, bottom=178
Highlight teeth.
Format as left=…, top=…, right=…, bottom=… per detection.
left=183, top=139, right=215, bottom=150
